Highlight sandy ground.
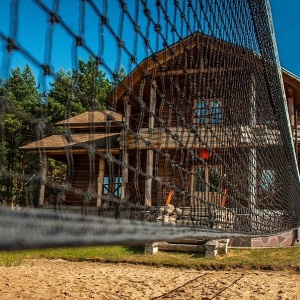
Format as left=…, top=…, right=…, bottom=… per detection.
left=0, top=259, right=299, bottom=300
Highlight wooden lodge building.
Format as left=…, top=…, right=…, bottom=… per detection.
left=21, top=33, right=300, bottom=230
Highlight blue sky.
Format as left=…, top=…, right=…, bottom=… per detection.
left=269, top=0, right=300, bottom=77
left=0, top=0, right=299, bottom=81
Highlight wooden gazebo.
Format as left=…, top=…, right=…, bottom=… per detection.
left=21, top=110, right=123, bottom=207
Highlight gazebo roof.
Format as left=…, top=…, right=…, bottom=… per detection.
left=20, top=133, right=119, bottom=151
left=56, top=110, right=123, bottom=127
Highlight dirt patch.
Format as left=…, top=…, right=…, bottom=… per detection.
left=0, top=259, right=299, bottom=299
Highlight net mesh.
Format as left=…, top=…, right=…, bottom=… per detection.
left=1, top=0, right=300, bottom=248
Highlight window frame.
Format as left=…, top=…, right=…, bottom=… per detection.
left=103, top=176, right=122, bottom=197
left=194, top=99, right=222, bottom=125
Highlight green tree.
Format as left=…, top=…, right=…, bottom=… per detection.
left=75, top=56, right=112, bottom=110
left=43, top=57, right=113, bottom=203
left=46, top=56, right=112, bottom=123
left=46, top=69, right=85, bottom=123
left=0, top=65, right=43, bottom=205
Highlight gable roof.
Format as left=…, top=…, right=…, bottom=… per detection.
left=56, top=110, right=123, bottom=127
left=107, top=32, right=257, bottom=103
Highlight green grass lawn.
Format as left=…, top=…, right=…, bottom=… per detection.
left=1, top=245, right=300, bottom=271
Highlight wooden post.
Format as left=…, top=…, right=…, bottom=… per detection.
left=295, top=108, right=298, bottom=162
left=38, top=153, right=47, bottom=206
left=121, top=152, right=128, bottom=201
left=121, top=99, right=131, bottom=202
left=97, top=157, right=105, bottom=207
left=145, top=81, right=156, bottom=206
left=190, top=164, right=196, bottom=215
left=287, top=88, right=295, bottom=129
left=249, top=74, right=257, bottom=212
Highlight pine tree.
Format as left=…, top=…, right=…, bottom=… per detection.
left=0, top=65, right=43, bottom=205
left=75, top=56, right=112, bottom=111
left=46, top=56, right=113, bottom=123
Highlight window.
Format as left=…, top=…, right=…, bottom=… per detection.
left=114, top=176, right=122, bottom=197
left=195, top=99, right=222, bottom=124
left=257, top=169, right=277, bottom=209
left=209, top=167, right=220, bottom=192
left=103, top=176, right=122, bottom=197
left=103, top=176, right=109, bottom=195
left=194, top=167, right=205, bottom=192
left=260, top=169, right=275, bottom=192
left=210, top=100, right=222, bottom=124
left=194, top=166, right=220, bottom=193
left=195, top=102, right=206, bottom=124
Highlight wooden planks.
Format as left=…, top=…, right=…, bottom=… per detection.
left=123, top=126, right=239, bottom=150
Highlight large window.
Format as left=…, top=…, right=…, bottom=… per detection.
left=103, top=176, right=122, bottom=197
left=195, top=99, right=222, bottom=124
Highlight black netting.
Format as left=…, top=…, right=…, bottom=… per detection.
left=1, top=0, right=300, bottom=248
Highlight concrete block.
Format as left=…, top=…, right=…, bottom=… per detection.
left=218, top=239, right=230, bottom=245
left=218, top=242, right=228, bottom=255
left=205, top=249, right=218, bottom=257
left=144, top=243, right=158, bottom=254
left=205, top=240, right=219, bottom=251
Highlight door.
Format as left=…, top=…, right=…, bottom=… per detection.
left=192, top=164, right=222, bottom=215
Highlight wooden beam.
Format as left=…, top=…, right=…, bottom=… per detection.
left=249, top=74, right=257, bottom=210
left=155, top=66, right=247, bottom=77
left=24, top=149, right=120, bottom=155
left=121, top=100, right=131, bottom=202
left=121, top=152, right=128, bottom=201
left=145, top=81, right=156, bottom=206
left=157, top=241, right=206, bottom=253
left=287, top=93, right=295, bottom=129
left=295, top=108, right=298, bottom=162
left=38, top=153, right=47, bottom=206
left=97, top=157, right=105, bottom=207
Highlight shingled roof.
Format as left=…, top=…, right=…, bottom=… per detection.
left=56, top=110, right=123, bottom=127
left=20, top=133, right=119, bottom=151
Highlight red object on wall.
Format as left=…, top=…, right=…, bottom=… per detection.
left=199, top=149, right=211, bottom=160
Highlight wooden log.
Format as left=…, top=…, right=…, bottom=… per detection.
left=145, top=81, right=156, bottom=206
left=167, top=239, right=207, bottom=245
left=97, top=157, right=105, bottom=207
left=38, top=153, right=48, bottom=206
left=125, top=140, right=232, bottom=150
left=121, top=152, right=128, bottom=202
left=120, top=101, right=131, bottom=203
left=155, top=66, right=247, bottom=77
left=157, top=241, right=206, bottom=253
left=124, top=127, right=238, bottom=147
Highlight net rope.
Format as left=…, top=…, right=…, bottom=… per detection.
left=1, top=0, right=300, bottom=250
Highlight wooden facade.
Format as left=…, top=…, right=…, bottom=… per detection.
left=21, top=33, right=300, bottom=221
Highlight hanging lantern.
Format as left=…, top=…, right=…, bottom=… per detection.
left=199, top=149, right=211, bottom=160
